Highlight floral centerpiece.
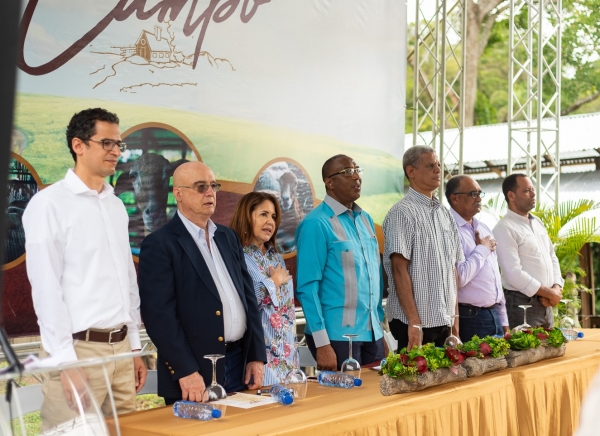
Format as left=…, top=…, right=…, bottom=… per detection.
left=379, top=343, right=467, bottom=395
left=504, top=327, right=566, bottom=367
left=456, top=335, right=510, bottom=377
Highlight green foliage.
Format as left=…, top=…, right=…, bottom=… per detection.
left=546, top=327, right=567, bottom=348
left=474, top=91, right=498, bottom=126
left=458, top=335, right=510, bottom=359
left=379, top=352, right=419, bottom=379
left=506, top=327, right=565, bottom=350
left=506, top=330, right=541, bottom=350
left=402, top=343, right=453, bottom=371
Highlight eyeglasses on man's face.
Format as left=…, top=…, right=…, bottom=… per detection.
left=83, top=138, right=127, bottom=152
left=327, top=167, right=363, bottom=179
left=178, top=183, right=222, bottom=194
left=454, top=191, right=485, bottom=199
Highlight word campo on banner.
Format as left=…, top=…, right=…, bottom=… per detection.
left=19, top=0, right=272, bottom=75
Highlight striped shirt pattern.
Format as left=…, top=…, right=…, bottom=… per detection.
left=244, top=244, right=295, bottom=386
left=383, top=188, right=464, bottom=328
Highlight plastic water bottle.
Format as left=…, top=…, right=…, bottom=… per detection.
left=173, top=401, right=222, bottom=420
left=561, top=329, right=584, bottom=341
left=270, top=384, right=294, bottom=405
left=317, top=371, right=362, bottom=388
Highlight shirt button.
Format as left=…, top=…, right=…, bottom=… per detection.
left=218, top=337, right=224, bottom=342
left=170, top=370, right=175, bottom=375
left=216, top=311, right=221, bottom=316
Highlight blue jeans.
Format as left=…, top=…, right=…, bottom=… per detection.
left=458, top=304, right=504, bottom=342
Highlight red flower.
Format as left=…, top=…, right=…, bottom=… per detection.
left=479, top=342, right=492, bottom=356
left=413, top=356, right=428, bottom=374
left=272, top=357, right=280, bottom=366
left=270, top=313, right=283, bottom=329
left=400, top=354, right=410, bottom=365
left=536, top=333, right=548, bottom=340
left=523, top=329, right=533, bottom=335
left=465, top=350, right=478, bottom=357
left=543, top=327, right=552, bottom=332
left=283, top=343, right=292, bottom=358
left=445, top=347, right=465, bottom=365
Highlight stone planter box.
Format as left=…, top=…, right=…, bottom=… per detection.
left=380, top=366, right=467, bottom=396
left=462, top=356, right=507, bottom=377
left=505, top=344, right=566, bottom=368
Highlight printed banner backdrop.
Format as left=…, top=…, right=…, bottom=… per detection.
left=5, top=0, right=406, bottom=336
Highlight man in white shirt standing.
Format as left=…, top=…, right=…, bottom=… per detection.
left=23, top=108, right=146, bottom=431
left=493, top=174, right=563, bottom=329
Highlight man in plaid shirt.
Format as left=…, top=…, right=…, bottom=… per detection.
left=383, top=146, right=464, bottom=351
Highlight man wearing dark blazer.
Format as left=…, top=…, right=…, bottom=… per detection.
left=139, top=161, right=266, bottom=404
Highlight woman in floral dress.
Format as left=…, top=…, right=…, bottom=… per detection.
left=230, top=192, right=295, bottom=386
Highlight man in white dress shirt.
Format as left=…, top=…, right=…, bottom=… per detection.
left=23, top=108, right=146, bottom=431
left=493, top=174, right=563, bottom=328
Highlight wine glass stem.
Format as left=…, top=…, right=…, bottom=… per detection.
left=211, top=360, right=217, bottom=387
left=523, top=307, right=527, bottom=326
left=348, top=338, right=353, bottom=360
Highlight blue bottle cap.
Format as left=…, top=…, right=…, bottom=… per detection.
left=354, top=378, right=362, bottom=387
left=282, top=394, right=294, bottom=405
left=578, top=331, right=584, bottom=338
left=211, top=408, right=222, bottom=419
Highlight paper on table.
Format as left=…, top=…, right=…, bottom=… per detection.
left=211, top=393, right=277, bottom=409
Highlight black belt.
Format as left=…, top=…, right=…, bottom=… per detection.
left=225, top=339, right=241, bottom=351
left=73, top=325, right=128, bottom=344
left=459, top=303, right=495, bottom=310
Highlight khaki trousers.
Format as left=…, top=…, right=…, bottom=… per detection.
left=40, top=335, right=136, bottom=432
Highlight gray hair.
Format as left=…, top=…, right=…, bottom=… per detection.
left=445, top=175, right=469, bottom=204
left=402, top=145, right=436, bottom=176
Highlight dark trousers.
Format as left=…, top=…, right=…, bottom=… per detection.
left=458, top=304, right=504, bottom=342
left=164, top=344, right=245, bottom=405
left=504, top=289, right=553, bottom=329
left=389, top=319, right=450, bottom=352
left=304, top=334, right=384, bottom=370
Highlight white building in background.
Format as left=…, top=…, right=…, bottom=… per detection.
left=406, top=112, right=600, bottom=204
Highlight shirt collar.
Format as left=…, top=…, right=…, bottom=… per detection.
left=177, top=210, right=217, bottom=239
left=323, top=194, right=362, bottom=216
left=64, top=168, right=114, bottom=198
left=450, top=207, right=479, bottom=229
left=247, top=243, right=276, bottom=256
left=406, top=187, right=440, bottom=207
left=505, top=208, right=534, bottom=223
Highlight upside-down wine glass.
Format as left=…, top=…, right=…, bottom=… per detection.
left=340, top=334, right=361, bottom=379
left=412, top=324, right=425, bottom=349
left=512, top=304, right=532, bottom=332
left=558, top=299, right=575, bottom=330
left=203, top=354, right=227, bottom=400
left=283, top=337, right=308, bottom=399
left=443, top=315, right=462, bottom=348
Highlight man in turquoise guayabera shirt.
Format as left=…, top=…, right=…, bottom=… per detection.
left=296, top=154, right=384, bottom=371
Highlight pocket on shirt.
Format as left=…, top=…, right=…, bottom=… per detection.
left=332, top=240, right=354, bottom=253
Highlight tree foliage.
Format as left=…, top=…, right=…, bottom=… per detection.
left=406, top=0, right=600, bottom=132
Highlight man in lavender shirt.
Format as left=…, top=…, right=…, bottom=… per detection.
left=446, top=175, right=509, bottom=341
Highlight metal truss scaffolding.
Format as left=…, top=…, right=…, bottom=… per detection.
left=508, top=0, right=562, bottom=209
left=411, top=0, right=467, bottom=200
